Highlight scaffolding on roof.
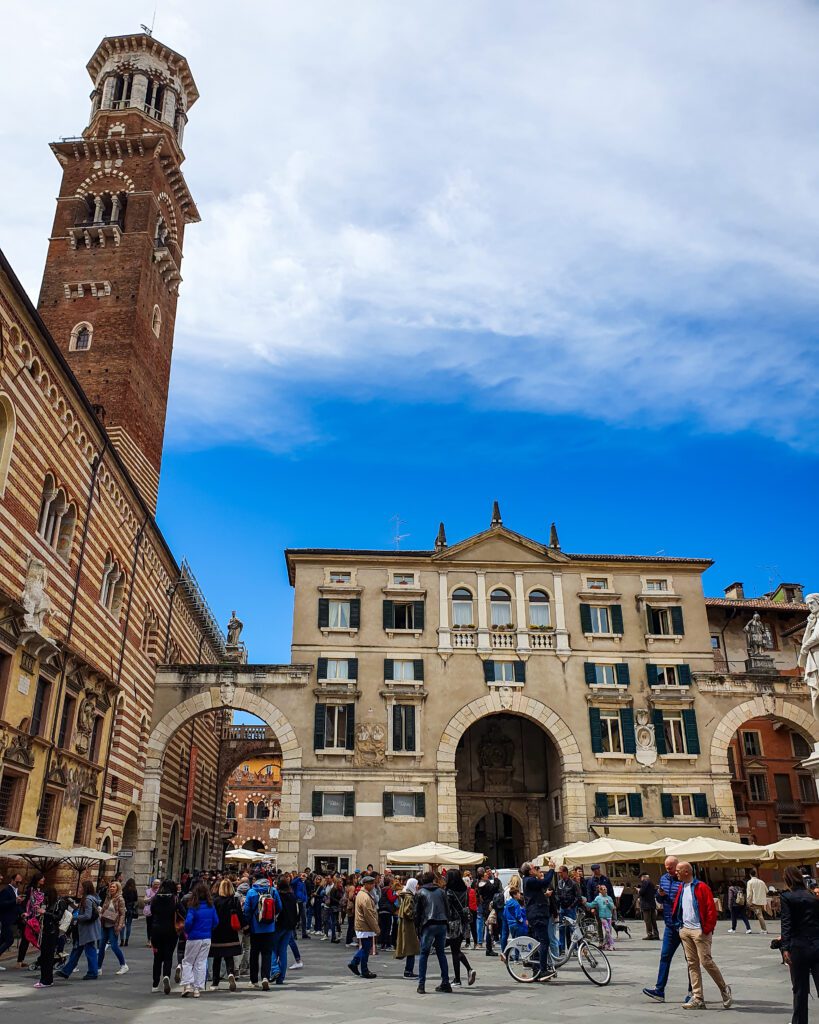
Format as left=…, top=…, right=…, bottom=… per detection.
left=180, top=557, right=227, bottom=658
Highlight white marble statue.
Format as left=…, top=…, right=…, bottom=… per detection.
left=21, top=558, right=51, bottom=633
left=799, top=593, right=819, bottom=716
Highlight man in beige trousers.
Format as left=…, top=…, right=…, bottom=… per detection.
left=673, top=862, right=732, bottom=1010
left=746, top=868, right=768, bottom=933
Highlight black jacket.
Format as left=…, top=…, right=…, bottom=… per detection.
left=276, top=890, right=299, bottom=932
left=555, top=876, right=582, bottom=910
left=639, top=879, right=658, bottom=911
left=523, top=872, right=556, bottom=924
left=149, top=891, right=180, bottom=938
left=781, top=889, right=819, bottom=952
left=476, top=877, right=500, bottom=910
left=414, top=883, right=448, bottom=931
left=0, top=884, right=20, bottom=926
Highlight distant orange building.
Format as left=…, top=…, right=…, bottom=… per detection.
left=223, top=754, right=282, bottom=860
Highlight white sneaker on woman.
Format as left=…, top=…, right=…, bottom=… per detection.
left=116, top=964, right=129, bottom=975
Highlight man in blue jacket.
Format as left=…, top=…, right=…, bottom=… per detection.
left=293, top=872, right=309, bottom=939
left=243, top=871, right=283, bottom=990
left=642, top=856, right=692, bottom=1004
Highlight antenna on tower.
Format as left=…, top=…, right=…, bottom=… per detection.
left=141, top=2, right=157, bottom=36
left=390, top=514, right=410, bottom=551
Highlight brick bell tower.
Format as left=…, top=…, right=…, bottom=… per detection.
left=37, top=32, right=200, bottom=511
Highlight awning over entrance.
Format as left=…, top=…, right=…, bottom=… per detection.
left=590, top=824, right=731, bottom=844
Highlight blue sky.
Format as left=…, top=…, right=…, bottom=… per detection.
left=2, top=1, right=818, bottom=663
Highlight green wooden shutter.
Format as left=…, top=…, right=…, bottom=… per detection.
left=312, top=791, right=323, bottom=817
left=660, top=793, right=674, bottom=817
left=620, top=707, right=636, bottom=754
left=584, top=662, right=597, bottom=686
left=413, top=659, right=424, bottom=681
left=393, top=705, right=403, bottom=752
left=348, top=658, right=358, bottom=680
left=580, top=604, right=592, bottom=633
left=384, top=658, right=394, bottom=681
left=317, top=657, right=328, bottom=679
left=646, top=605, right=655, bottom=633
left=383, top=792, right=394, bottom=818
left=678, top=664, right=692, bottom=687
left=610, top=604, right=624, bottom=634
left=682, top=708, right=700, bottom=755
left=405, top=706, right=416, bottom=752
left=671, top=606, right=685, bottom=635
left=349, top=599, right=361, bottom=629
left=343, top=792, right=355, bottom=817
left=647, top=664, right=659, bottom=687
left=653, top=709, right=667, bottom=754
left=589, top=708, right=603, bottom=753
left=628, top=793, right=643, bottom=818
left=513, top=661, right=526, bottom=684
left=693, top=793, right=708, bottom=818
left=383, top=600, right=395, bottom=630
left=413, top=601, right=425, bottom=630
left=415, top=792, right=426, bottom=818
left=595, top=792, right=609, bottom=817
left=313, top=704, right=325, bottom=751
left=616, top=663, right=630, bottom=686
left=318, top=598, right=329, bottom=628
left=483, top=660, right=495, bottom=683
left=345, top=703, right=356, bottom=750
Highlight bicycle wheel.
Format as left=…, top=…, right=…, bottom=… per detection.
left=504, top=936, right=541, bottom=983
left=577, top=940, right=611, bottom=986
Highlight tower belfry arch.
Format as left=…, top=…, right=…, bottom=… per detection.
left=134, top=665, right=309, bottom=885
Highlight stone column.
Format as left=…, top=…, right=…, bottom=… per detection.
left=476, top=572, right=490, bottom=652
left=100, top=75, right=116, bottom=111
left=436, top=770, right=459, bottom=844
left=135, top=765, right=163, bottom=888
left=276, top=770, right=301, bottom=871
left=552, top=572, right=571, bottom=657
left=438, top=571, right=451, bottom=652
left=130, top=73, right=149, bottom=110
left=162, top=88, right=177, bottom=126
left=515, top=572, right=529, bottom=651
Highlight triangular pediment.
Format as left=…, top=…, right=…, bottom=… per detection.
left=433, top=526, right=570, bottom=564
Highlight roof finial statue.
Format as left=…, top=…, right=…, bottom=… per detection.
left=491, top=500, right=502, bottom=528
left=435, top=522, right=447, bottom=552
left=549, top=522, right=560, bottom=550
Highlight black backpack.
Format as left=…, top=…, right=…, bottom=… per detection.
left=491, top=888, right=505, bottom=913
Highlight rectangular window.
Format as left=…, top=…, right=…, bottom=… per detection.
left=671, top=794, right=695, bottom=816
left=607, top=793, right=629, bottom=816
left=393, top=573, right=415, bottom=586
left=36, top=790, right=59, bottom=840
left=663, top=712, right=687, bottom=754
left=324, top=705, right=349, bottom=749
left=322, top=792, right=347, bottom=816
left=586, top=578, right=609, bottom=590
left=392, top=704, right=417, bottom=752
left=0, top=772, right=25, bottom=830
left=646, top=579, right=669, bottom=591
left=748, top=773, right=769, bottom=802
left=600, top=710, right=622, bottom=753
left=656, top=665, right=679, bottom=686
left=798, top=775, right=816, bottom=803
left=73, top=801, right=92, bottom=846
left=589, top=606, right=610, bottom=633
left=594, top=664, right=617, bottom=686
left=393, top=603, right=415, bottom=630
left=329, top=571, right=350, bottom=584
left=779, top=821, right=808, bottom=836
left=648, top=607, right=671, bottom=635
left=58, top=696, right=76, bottom=748
left=329, top=600, right=351, bottom=628
left=742, top=731, right=762, bottom=757
left=30, top=677, right=51, bottom=737
left=793, top=733, right=812, bottom=759
left=325, top=659, right=349, bottom=680
left=710, top=635, right=721, bottom=650
left=493, top=662, right=516, bottom=683
left=393, top=793, right=418, bottom=816
left=392, top=660, right=415, bottom=681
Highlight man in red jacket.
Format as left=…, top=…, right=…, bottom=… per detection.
left=672, top=862, right=732, bottom=1009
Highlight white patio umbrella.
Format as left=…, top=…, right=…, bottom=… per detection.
left=223, top=848, right=264, bottom=863
left=534, top=837, right=666, bottom=867
left=0, top=827, right=52, bottom=847
left=662, top=836, right=768, bottom=863
left=763, top=836, right=819, bottom=864
left=9, top=845, right=116, bottom=892
left=386, top=842, right=485, bottom=867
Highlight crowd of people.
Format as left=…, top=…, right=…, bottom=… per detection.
left=1, top=856, right=819, bottom=1021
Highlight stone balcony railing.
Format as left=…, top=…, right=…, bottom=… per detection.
left=694, top=671, right=807, bottom=696
left=451, top=630, right=477, bottom=649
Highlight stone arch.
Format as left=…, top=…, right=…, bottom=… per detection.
left=709, top=697, right=819, bottom=826
left=135, top=687, right=301, bottom=884
left=436, top=692, right=585, bottom=847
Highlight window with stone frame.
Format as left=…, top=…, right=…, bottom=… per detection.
left=742, top=731, right=763, bottom=757
left=748, top=773, right=769, bottom=802
left=0, top=771, right=26, bottom=830
left=600, top=710, right=623, bottom=753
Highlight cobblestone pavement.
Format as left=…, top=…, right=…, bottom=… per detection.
left=0, top=927, right=797, bottom=1024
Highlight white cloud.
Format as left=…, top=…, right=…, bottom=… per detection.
left=3, top=0, right=819, bottom=447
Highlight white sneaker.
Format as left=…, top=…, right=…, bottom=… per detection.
left=291, top=961, right=304, bottom=970
left=726, top=929, right=735, bottom=933
left=251, top=982, right=261, bottom=989
left=228, top=974, right=237, bottom=991
left=152, top=986, right=159, bottom=992
left=262, top=977, right=270, bottom=990
left=116, top=964, right=129, bottom=975
left=175, top=965, right=182, bottom=984
left=0, top=965, right=6, bottom=972
left=722, top=986, right=733, bottom=1009
left=162, top=976, right=171, bottom=994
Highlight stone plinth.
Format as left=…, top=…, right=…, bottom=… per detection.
left=745, top=654, right=778, bottom=675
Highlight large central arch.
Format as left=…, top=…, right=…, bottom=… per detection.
left=135, top=686, right=302, bottom=884
left=436, top=691, right=586, bottom=849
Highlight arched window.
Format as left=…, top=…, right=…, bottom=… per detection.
left=0, top=394, right=17, bottom=497
left=490, top=588, right=513, bottom=627
left=528, top=589, right=552, bottom=628
left=451, top=587, right=474, bottom=627
left=226, top=801, right=236, bottom=820
left=191, top=831, right=201, bottom=873
left=38, top=477, right=70, bottom=553
left=246, top=800, right=255, bottom=819
left=70, top=322, right=93, bottom=352
left=151, top=305, right=161, bottom=337
left=100, top=552, right=125, bottom=615
left=256, top=801, right=269, bottom=820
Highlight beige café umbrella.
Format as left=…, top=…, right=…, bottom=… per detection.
left=662, top=835, right=768, bottom=863
left=0, top=827, right=53, bottom=847
left=763, top=836, right=819, bottom=864
left=223, top=848, right=265, bottom=863
left=534, top=836, right=666, bottom=868
left=386, top=842, right=485, bottom=867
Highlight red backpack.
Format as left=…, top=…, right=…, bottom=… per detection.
left=257, top=893, right=277, bottom=923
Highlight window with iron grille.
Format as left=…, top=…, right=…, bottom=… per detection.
left=0, top=772, right=24, bottom=830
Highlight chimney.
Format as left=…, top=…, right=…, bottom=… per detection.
left=723, top=581, right=745, bottom=600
